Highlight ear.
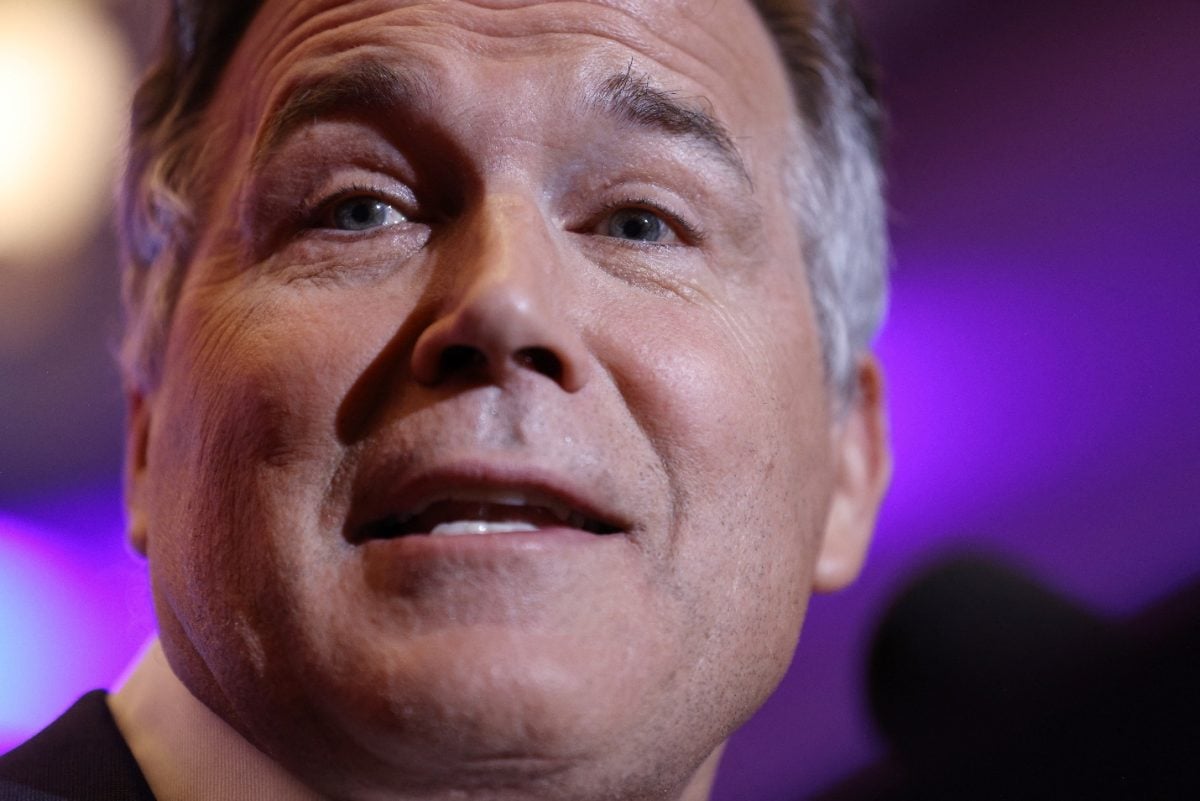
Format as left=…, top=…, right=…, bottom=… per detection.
left=814, top=354, right=892, bottom=593
left=124, top=389, right=153, bottom=556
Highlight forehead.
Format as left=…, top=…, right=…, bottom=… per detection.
left=214, top=0, right=795, bottom=170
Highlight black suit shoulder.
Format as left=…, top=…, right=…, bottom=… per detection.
left=0, top=692, right=155, bottom=801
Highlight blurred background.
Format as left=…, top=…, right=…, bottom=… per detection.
left=1, top=0, right=1197, bottom=797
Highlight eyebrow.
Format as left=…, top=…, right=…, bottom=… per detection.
left=254, top=58, right=752, bottom=188
left=590, top=68, right=752, bottom=187
left=253, top=58, right=430, bottom=166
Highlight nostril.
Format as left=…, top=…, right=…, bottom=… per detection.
left=439, top=345, right=487, bottom=379
left=514, top=346, right=563, bottom=383
left=424, top=343, right=571, bottom=387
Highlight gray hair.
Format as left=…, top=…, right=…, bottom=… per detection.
left=753, top=0, right=888, bottom=400
left=119, top=0, right=887, bottom=402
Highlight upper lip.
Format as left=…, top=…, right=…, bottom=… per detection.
left=346, top=462, right=629, bottom=542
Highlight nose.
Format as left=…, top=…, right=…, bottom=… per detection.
left=410, top=194, right=591, bottom=393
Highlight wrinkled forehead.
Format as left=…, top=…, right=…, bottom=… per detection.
left=209, top=0, right=796, bottom=173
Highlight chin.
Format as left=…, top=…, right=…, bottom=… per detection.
left=238, top=628, right=703, bottom=800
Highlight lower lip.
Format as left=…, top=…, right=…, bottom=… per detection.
left=357, top=528, right=625, bottom=594
left=359, top=526, right=620, bottom=557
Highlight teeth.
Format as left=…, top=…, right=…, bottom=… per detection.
left=429, top=520, right=541, bottom=536
left=405, top=490, right=574, bottom=526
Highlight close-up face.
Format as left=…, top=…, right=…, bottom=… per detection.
left=126, top=0, right=886, bottom=798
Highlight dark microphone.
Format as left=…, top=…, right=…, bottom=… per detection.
left=859, top=553, right=1200, bottom=801
left=867, top=554, right=1116, bottom=761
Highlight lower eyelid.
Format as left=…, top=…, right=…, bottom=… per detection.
left=281, top=225, right=433, bottom=267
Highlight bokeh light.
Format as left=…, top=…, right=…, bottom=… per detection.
left=0, top=505, right=152, bottom=752
left=0, top=0, right=132, bottom=265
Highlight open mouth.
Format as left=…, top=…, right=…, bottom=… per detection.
left=352, top=489, right=624, bottom=542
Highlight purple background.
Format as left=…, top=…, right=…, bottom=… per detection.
left=2, top=0, right=1197, bottom=797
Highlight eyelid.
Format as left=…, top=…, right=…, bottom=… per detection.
left=594, top=198, right=707, bottom=246
left=304, top=183, right=414, bottom=229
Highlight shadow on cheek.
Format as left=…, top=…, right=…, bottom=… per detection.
left=335, top=297, right=443, bottom=444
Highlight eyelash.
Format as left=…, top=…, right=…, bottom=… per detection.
left=593, top=197, right=707, bottom=246
left=303, top=183, right=408, bottom=228
left=301, top=185, right=705, bottom=245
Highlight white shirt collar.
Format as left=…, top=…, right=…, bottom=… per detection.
left=108, top=638, right=324, bottom=801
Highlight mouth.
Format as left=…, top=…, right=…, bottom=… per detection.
left=350, top=487, right=625, bottom=543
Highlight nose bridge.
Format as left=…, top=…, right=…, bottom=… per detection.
left=458, top=191, right=553, bottom=301
left=410, top=190, right=591, bottom=392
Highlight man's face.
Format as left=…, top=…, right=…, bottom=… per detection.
left=128, top=0, right=887, bottom=797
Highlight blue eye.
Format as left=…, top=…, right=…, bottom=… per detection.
left=605, top=208, right=671, bottom=243
left=328, top=196, right=406, bottom=231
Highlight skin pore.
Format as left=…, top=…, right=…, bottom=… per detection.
left=124, top=1, right=891, bottom=799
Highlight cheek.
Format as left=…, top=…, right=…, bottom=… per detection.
left=158, top=298, right=338, bottom=481
left=597, top=287, right=834, bottom=681
left=164, top=272, right=406, bottom=456
left=144, top=283, right=374, bottom=628
left=601, top=288, right=830, bottom=533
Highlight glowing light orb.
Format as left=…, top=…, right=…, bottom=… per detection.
left=0, top=0, right=132, bottom=264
